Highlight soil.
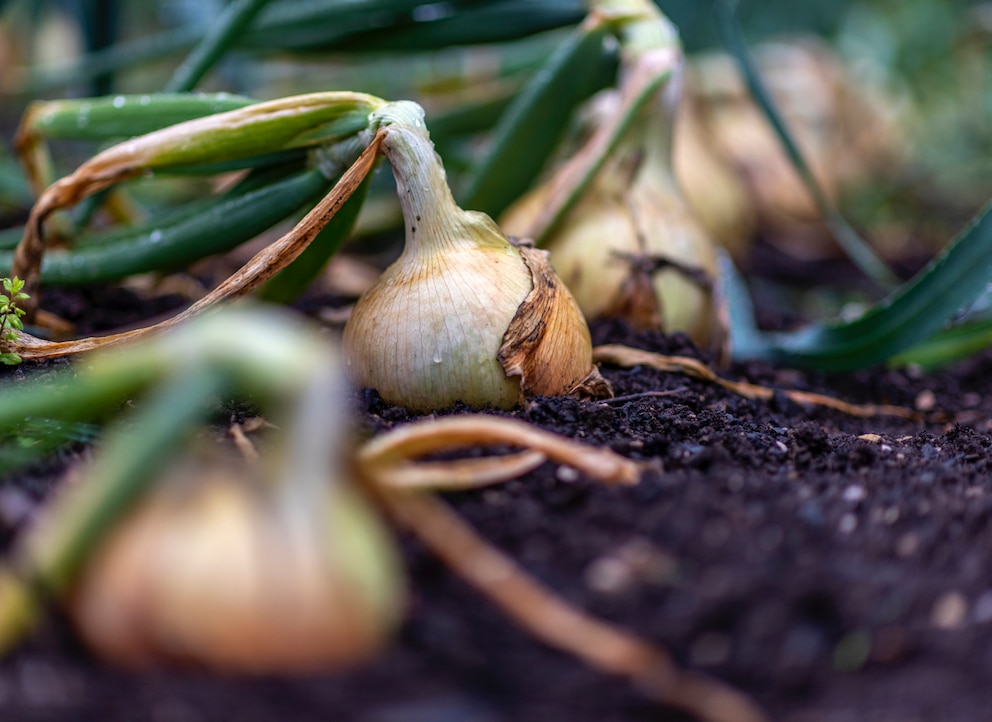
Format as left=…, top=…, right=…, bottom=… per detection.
left=2, top=278, right=992, bottom=722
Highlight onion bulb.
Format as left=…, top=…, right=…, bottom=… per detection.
left=678, top=40, right=904, bottom=252
left=673, top=90, right=756, bottom=259
left=501, top=25, right=721, bottom=350
left=343, top=105, right=609, bottom=412
left=69, top=451, right=403, bottom=673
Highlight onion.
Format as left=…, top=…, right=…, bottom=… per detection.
left=343, top=105, right=609, bottom=412
left=501, top=11, right=722, bottom=350
left=65, top=339, right=406, bottom=673
left=70, top=456, right=403, bottom=673
left=69, top=456, right=403, bottom=673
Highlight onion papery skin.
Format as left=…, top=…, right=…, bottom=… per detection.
left=69, top=467, right=404, bottom=674
left=344, top=237, right=533, bottom=412
left=344, top=120, right=599, bottom=412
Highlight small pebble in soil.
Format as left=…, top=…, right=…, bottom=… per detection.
left=971, top=590, right=992, bottom=624
left=585, top=556, right=630, bottom=593
left=584, top=538, right=677, bottom=593
left=842, top=484, right=866, bottom=503
left=838, top=513, right=858, bottom=534
left=932, top=591, right=969, bottom=630
left=896, top=532, right=920, bottom=557
left=915, top=389, right=937, bottom=411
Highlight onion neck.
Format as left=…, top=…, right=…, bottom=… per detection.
left=269, top=363, right=347, bottom=531
left=381, top=121, right=505, bottom=259
left=620, top=62, right=681, bottom=194
left=598, top=0, right=684, bottom=190
left=592, top=0, right=680, bottom=58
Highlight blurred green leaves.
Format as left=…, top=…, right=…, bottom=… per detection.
left=731, top=200, right=992, bottom=370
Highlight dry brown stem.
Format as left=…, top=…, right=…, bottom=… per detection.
left=9, top=131, right=385, bottom=360
left=380, top=491, right=769, bottom=722
left=594, top=343, right=919, bottom=419
left=358, top=415, right=641, bottom=487
left=371, top=450, right=547, bottom=491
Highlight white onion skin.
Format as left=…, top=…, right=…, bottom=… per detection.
left=344, top=122, right=593, bottom=412
left=344, top=240, right=533, bottom=412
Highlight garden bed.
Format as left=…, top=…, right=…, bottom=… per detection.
left=2, top=277, right=991, bottom=722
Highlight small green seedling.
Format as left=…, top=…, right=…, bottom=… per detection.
left=0, top=277, right=29, bottom=365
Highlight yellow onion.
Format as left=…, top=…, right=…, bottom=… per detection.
left=502, top=50, right=721, bottom=349
left=673, top=91, right=756, bottom=259
left=678, top=39, right=905, bottom=251
left=69, top=457, right=402, bottom=673
left=65, top=348, right=405, bottom=673
left=343, top=105, right=608, bottom=412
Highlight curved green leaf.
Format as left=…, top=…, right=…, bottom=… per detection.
left=460, top=15, right=618, bottom=217
left=0, top=168, right=331, bottom=284
left=715, top=0, right=898, bottom=289
left=25, top=93, right=255, bottom=142
left=889, top=316, right=992, bottom=371
left=166, top=0, right=274, bottom=92
left=734, top=199, right=992, bottom=370
left=23, top=0, right=584, bottom=92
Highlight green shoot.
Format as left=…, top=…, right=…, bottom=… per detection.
left=0, top=277, right=29, bottom=365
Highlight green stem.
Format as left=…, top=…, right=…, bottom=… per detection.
left=460, top=15, right=618, bottom=217
left=15, top=367, right=224, bottom=605
left=533, top=57, right=674, bottom=245
left=0, top=168, right=330, bottom=285
left=0, top=368, right=139, bottom=432
left=258, top=172, right=372, bottom=303
left=166, top=0, right=274, bottom=93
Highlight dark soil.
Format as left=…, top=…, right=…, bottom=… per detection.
left=3, top=283, right=992, bottom=722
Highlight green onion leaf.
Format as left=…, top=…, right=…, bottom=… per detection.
left=715, top=0, right=899, bottom=289
left=733, top=199, right=992, bottom=370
